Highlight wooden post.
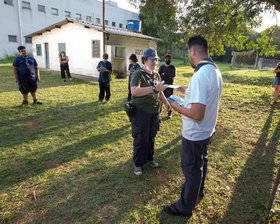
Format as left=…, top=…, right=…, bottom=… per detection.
left=102, top=0, right=105, bottom=54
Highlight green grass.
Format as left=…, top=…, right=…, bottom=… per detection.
left=1, top=61, right=280, bottom=224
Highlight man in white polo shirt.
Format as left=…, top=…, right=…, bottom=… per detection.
left=164, top=35, right=223, bottom=217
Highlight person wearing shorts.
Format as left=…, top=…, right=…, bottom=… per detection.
left=13, top=46, right=42, bottom=106
left=271, top=62, right=280, bottom=105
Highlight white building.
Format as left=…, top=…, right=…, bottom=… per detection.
left=1, top=0, right=139, bottom=58
left=27, top=18, right=157, bottom=78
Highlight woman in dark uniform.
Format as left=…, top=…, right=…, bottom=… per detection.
left=59, top=51, right=72, bottom=82
left=130, top=48, right=171, bottom=175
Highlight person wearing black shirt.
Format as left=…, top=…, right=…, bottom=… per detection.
left=271, top=62, right=280, bottom=105
left=158, top=54, right=176, bottom=118
left=127, top=54, right=141, bottom=101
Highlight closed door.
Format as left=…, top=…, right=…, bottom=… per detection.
left=44, top=43, right=49, bottom=69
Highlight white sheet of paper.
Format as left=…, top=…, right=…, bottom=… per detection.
left=165, top=85, right=180, bottom=89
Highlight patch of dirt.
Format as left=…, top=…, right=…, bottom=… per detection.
left=24, top=114, right=47, bottom=131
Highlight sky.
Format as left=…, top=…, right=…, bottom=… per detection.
left=118, top=0, right=280, bottom=32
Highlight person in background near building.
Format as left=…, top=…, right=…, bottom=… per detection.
left=127, top=54, right=141, bottom=101
left=130, top=48, right=171, bottom=176
left=158, top=54, right=176, bottom=118
left=163, top=35, right=222, bottom=217
left=270, top=62, right=280, bottom=105
left=13, top=46, right=42, bottom=106
left=59, top=51, right=73, bottom=82
left=96, top=53, right=112, bottom=103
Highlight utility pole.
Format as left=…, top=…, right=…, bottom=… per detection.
left=17, top=0, right=23, bottom=45
left=102, top=0, right=105, bottom=54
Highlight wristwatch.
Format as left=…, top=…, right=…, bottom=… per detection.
left=152, top=85, right=156, bottom=92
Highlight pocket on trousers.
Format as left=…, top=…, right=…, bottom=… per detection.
left=150, top=121, right=159, bottom=139
left=132, top=126, right=141, bottom=138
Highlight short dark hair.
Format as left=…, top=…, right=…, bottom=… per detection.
left=103, top=53, right=109, bottom=59
left=141, top=56, right=147, bottom=64
left=17, top=46, right=26, bottom=52
left=165, top=54, right=172, bottom=60
left=129, top=54, right=138, bottom=62
left=188, top=35, right=208, bottom=55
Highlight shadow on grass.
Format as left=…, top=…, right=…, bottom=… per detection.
left=0, top=66, right=89, bottom=92
left=222, top=73, right=273, bottom=87
left=0, top=101, right=123, bottom=149
left=182, top=73, right=193, bottom=78
left=0, top=102, right=126, bottom=189
left=218, top=108, right=280, bottom=223
left=8, top=135, right=182, bottom=224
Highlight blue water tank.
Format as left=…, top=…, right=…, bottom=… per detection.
left=127, top=20, right=141, bottom=32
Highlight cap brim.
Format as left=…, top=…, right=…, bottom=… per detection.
left=147, top=56, right=159, bottom=60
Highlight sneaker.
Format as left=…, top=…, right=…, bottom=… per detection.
left=63, top=79, right=66, bottom=82
left=96, top=99, right=103, bottom=103
left=163, top=203, right=192, bottom=217
left=168, top=111, right=172, bottom=119
left=148, top=160, right=159, bottom=168
left=134, top=166, right=142, bottom=175
left=105, top=100, right=110, bottom=104
left=20, top=100, right=28, bottom=107
left=271, top=100, right=276, bottom=105
left=33, top=99, right=42, bottom=105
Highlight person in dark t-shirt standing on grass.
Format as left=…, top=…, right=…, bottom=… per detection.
left=13, top=46, right=42, bottom=107
left=127, top=54, right=141, bottom=101
left=96, top=53, right=112, bottom=103
left=158, top=54, right=176, bottom=118
left=271, top=62, right=280, bottom=105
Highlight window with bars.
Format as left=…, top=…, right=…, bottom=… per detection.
left=76, top=13, right=81, bottom=20
left=38, top=4, right=45, bottom=12
left=86, top=16, right=92, bottom=22
left=22, top=1, right=31, bottom=9
left=36, top=44, right=42, bottom=56
left=51, top=8, right=58, bottom=15
left=65, top=11, right=71, bottom=18
left=92, top=40, right=100, bottom=58
left=4, top=0, right=13, bottom=5
left=8, top=35, right=17, bottom=42
left=25, top=37, right=32, bottom=43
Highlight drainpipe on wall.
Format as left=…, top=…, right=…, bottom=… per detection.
left=17, top=0, right=23, bottom=46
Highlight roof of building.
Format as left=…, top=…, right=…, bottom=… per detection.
left=26, top=18, right=159, bottom=41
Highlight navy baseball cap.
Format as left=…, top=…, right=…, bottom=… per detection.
left=143, top=48, right=159, bottom=60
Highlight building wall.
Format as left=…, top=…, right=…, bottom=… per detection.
left=32, top=23, right=156, bottom=78
left=107, top=34, right=156, bottom=76
left=0, top=0, right=139, bottom=58
left=32, top=23, right=104, bottom=77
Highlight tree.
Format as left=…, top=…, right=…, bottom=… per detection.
left=130, top=0, right=280, bottom=57
left=129, top=0, right=181, bottom=54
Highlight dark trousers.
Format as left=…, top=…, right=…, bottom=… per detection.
left=60, top=64, right=71, bottom=79
left=98, top=82, right=110, bottom=101
left=176, top=136, right=212, bottom=213
left=131, top=110, right=159, bottom=167
left=127, top=75, right=132, bottom=101
left=127, top=84, right=132, bottom=101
